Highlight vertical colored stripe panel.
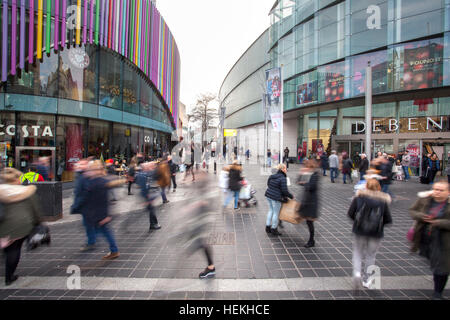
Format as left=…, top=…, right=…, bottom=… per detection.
left=37, top=0, right=43, bottom=60
left=115, top=0, right=119, bottom=52
left=95, top=0, right=99, bottom=44
left=89, top=0, right=94, bottom=43
left=46, top=0, right=51, bottom=54
left=110, top=0, right=114, bottom=50
left=11, top=0, right=17, bottom=75
left=129, top=0, right=134, bottom=62
left=20, top=0, right=26, bottom=69
left=144, top=0, right=149, bottom=75
left=107, top=0, right=111, bottom=48
left=100, top=0, right=105, bottom=46
left=2, top=0, right=8, bottom=81
left=83, top=0, right=88, bottom=44
left=124, top=0, right=129, bottom=58
left=54, top=0, right=60, bottom=50
left=61, top=0, right=66, bottom=48
left=118, top=0, right=123, bottom=54
left=28, top=0, right=35, bottom=64
left=76, top=0, right=81, bottom=45
left=135, top=0, right=140, bottom=65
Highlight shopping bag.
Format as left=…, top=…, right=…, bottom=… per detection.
left=351, top=170, right=359, bottom=180
left=408, top=168, right=412, bottom=176
left=179, top=164, right=186, bottom=173
left=279, top=199, right=303, bottom=224
left=239, top=185, right=251, bottom=200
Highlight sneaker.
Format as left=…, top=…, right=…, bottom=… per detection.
left=173, top=189, right=176, bottom=192
left=270, top=228, right=282, bottom=236
left=234, top=207, right=240, bottom=211
left=163, top=200, right=170, bottom=204
left=304, top=240, right=315, bottom=248
left=265, top=226, right=271, bottom=234
left=278, top=221, right=284, bottom=229
left=102, top=252, right=120, bottom=260
left=432, top=292, right=444, bottom=300
left=5, top=275, right=19, bottom=286
left=80, top=244, right=95, bottom=252
left=149, top=224, right=161, bottom=230
left=199, top=267, right=216, bottom=279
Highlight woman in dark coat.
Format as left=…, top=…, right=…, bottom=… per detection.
left=320, top=153, right=329, bottom=176
left=223, top=161, right=243, bottom=210
left=297, top=159, right=320, bottom=248
left=342, top=152, right=354, bottom=184
left=0, top=168, right=43, bottom=286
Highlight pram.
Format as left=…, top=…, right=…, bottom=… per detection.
left=238, top=179, right=257, bottom=207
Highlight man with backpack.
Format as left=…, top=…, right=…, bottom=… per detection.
left=168, top=155, right=178, bottom=192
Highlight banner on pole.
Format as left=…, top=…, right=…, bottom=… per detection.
left=266, top=67, right=283, bottom=132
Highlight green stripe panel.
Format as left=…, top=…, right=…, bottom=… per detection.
left=95, top=0, right=100, bottom=44
left=46, top=0, right=51, bottom=54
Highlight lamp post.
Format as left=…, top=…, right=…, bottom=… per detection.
left=365, top=61, right=372, bottom=162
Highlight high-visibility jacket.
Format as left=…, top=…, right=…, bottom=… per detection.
left=20, top=172, right=44, bottom=184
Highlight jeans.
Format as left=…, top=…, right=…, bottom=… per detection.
left=330, top=168, right=338, bottom=182
left=171, top=175, right=177, bottom=190
left=343, top=172, right=352, bottom=184
left=266, top=197, right=282, bottom=229
left=85, top=224, right=118, bottom=253
left=224, top=190, right=240, bottom=209
left=402, top=166, right=410, bottom=180
left=267, top=158, right=272, bottom=167
left=161, top=187, right=167, bottom=202
left=82, top=215, right=96, bottom=246
left=434, top=273, right=449, bottom=295
left=148, top=203, right=159, bottom=226
left=352, top=235, right=381, bottom=278
left=4, top=237, right=26, bottom=282
left=322, top=168, right=327, bottom=176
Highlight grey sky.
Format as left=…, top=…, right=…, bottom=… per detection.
left=156, top=0, right=274, bottom=112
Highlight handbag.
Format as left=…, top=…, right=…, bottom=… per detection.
left=279, top=199, right=303, bottom=224
left=407, top=224, right=415, bottom=242
left=26, top=224, right=51, bottom=251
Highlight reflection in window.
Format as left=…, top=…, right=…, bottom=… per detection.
left=59, top=45, right=98, bottom=103
left=0, top=112, right=16, bottom=168
left=140, top=77, right=152, bottom=118
left=88, top=120, right=110, bottom=159
left=99, top=50, right=122, bottom=109
left=123, top=62, right=140, bottom=114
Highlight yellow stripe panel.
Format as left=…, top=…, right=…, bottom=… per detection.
left=76, top=0, right=82, bottom=45
left=37, top=0, right=43, bottom=59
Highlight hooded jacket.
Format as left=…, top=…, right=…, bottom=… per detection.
left=0, top=184, right=41, bottom=240
left=409, top=191, right=450, bottom=273
left=347, top=189, right=392, bottom=238
left=265, top=170, right=293, bottom=202
left=228, top=165, right=243, bottom=192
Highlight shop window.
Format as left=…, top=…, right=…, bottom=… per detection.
left=140, top=78, right=152, bottom=118
left=88, top=120, right=110, bottom=159
left=99, top=50, right=122, bottom=110
left=56, top=116, right=86, bottom=182
left=58, top=45, right=98, bottom=103
left=123, top=62, right=140, bottom=115
left=112, top=123, right=130, bottom=162
left=17, top=113, right=55, bottom=148
left=0, top=112, right=16, bottom=168
left=350, top=50, right=388, bottom=98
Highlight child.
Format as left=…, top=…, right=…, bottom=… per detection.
left=395, top=160, right=403, bottom=181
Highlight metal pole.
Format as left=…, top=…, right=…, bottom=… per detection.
left=365, top=61, right=372, bottom=162
left=280, top=68, right=284, bottom=166
left=263, top=94, right=268, bottom=169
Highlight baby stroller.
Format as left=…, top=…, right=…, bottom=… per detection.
left=238, top=179, right=257, bottom=207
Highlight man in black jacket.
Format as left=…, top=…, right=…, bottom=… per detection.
left=265, top=164, right=293, bottom=236
left=168, top=155, right=178, bottom=192
left=359, top=153, right=369, bottom=180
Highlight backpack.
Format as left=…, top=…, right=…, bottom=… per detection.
left=355, top=201, right=384, bottom=236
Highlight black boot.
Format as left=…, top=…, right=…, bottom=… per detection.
left=270, top=228, right=282, bottom=236
left=304, top=240, right=315, bottom=248
left=265, top=226, right=271, bottom=234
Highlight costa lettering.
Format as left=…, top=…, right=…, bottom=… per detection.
left=0, top=125, right=53, bottom=137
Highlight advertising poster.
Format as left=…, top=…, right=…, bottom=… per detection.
left=406, top=144, right=420, bottom=168
left=270, top=113, right=282, bottom=133
left=352, top=51, right=388, bottom=97
left=266, top=68, right=282, bottom=107
left=323, top=62, right=345, bottom=102
left=296, top=81, right=317, bottom=105
left=66, top=124, right=84, bottom=171
left=402, top=40, right=444, bottom=91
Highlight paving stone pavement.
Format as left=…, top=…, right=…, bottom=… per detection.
left=0, top=163, right=449, bottom=300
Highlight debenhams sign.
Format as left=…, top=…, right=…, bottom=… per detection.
left=353, top=117, right=445, bottom=133
left=0, top=125, right=53, bottom=137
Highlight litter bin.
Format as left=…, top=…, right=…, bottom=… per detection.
left=33, top=182, right=63, bottom=221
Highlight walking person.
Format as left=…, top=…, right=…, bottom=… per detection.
left=284, top=147, right=290, bottom=168
left=223, top=161, right=243, bottom=211
left=127, top=157, right=138, bottom=195
left=265, top=164, right=293, bottom=236
left=157, top=159, right=171, bottom=204
left=409, top=180, right=450, bottom=300
left=73, top=161, right=123, bottom=260
left=447, top=152, right=450, bottom=184
left=359, top=154, right=369, bottom=181
left=342, top=152, right=354, bottom=184
left=329, top=150, right=339, bottom=183
left=428, top=153, right=440, bottom=184
left=136, top=162, right=161, bottom=231
left=348, top=178, right=392, bottom=289
left=401, top=150, right=411, bottom=181
left=0, top=168, right=43, bottom=285
left=168, top=155, right=178, bottom=192
left=297, top=160, right=320, bottom=248
left=267, top=149, right=272, bottom=167
left=320, top=152, right=329, bottom=176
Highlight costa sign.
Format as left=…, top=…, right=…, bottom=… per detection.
left=0, top=125, right=53, bottom=137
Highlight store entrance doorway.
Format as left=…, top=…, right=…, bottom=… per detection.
left=422, top=141, right=450, bottom=179
left=15, top=147, right=56, bottom=181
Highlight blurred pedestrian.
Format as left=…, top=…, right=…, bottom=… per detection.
left=359, top=153, right=369, bottom=181
left=401, top=150, right=411, bottom=181
left=267, top=149, right=272, bottom=167
left=223, top=161, right=243, bottom=211
left=320, top=152, right=329, bottom=176
left=342, top=152, right=354, bottom=184
left=353, top=152, right=361, bottom=169
left=127, top=157, right=138, bottom=195
left=265, top=164, right=293, bottom=236
left=348, top=178, right=392, bottom=289
left=428, top=153, right=440, bottom=184
left=329, top=150, right=339, bottom=183
left=284, top=147, right=290, bottom=168
left=136, top=162, right=161, bottom=231
left=167, top=155, right=178, bottom=192
left=0, top=168, right=43, bottom=285
left=409, top=180, right=450, bottom=300
left=297, top=159, right=320, bottom=248
left=19, top=165, right=44, bottom=184
left=157, top=158, right=171, bottom=204
left=447, top=152, right=450, bottom=184
left=105, top=159, right=118, bottom=202
left=36, top=157, right=51, bottom=181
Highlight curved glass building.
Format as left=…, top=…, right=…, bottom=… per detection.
left=0, top=0, right=180, bottom=181
left=220, top=0, right=450, bottom=176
